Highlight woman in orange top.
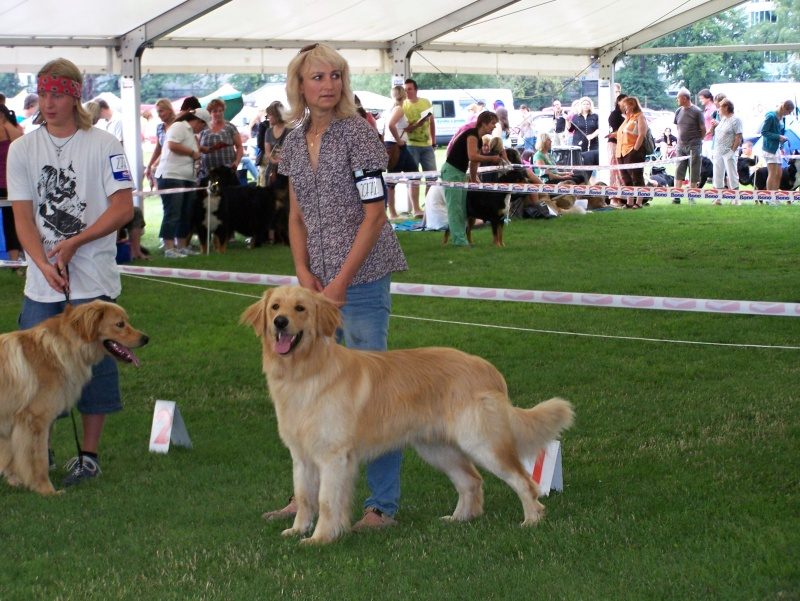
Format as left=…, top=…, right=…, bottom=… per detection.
left=615, top=96, right=649, bottom=209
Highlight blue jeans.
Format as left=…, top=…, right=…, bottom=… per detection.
left=337, top=274, right=402, bottom=516
left=158, top=177, right=195, bottom=240
left=238, top=156, right=259, bottom=185
left=407, top=145, right=438, bottom=179
left=19, top=296, right=121, bottom=415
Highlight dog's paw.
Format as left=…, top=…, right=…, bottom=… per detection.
left=521, top=505, right=545, bottom=527
left=281, top=527, right=306, bottom=538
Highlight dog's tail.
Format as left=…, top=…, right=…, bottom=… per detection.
left=510, top=397, right=574, bottom=457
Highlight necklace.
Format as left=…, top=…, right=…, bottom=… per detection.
left=45, top=126, right=78, bottom=158
left=307, top=122, right=330, bottom=149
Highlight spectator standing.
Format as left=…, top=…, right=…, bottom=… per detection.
left=673, top=88, right=706, bottom=199
left=20, top=93, right=40, bottom=133
left=144, top=98, right=176, bottom=189
left=95, top=98, right=123, bottom=145
left=493, top=100, right=511, bottom=146
left=516, top=104, right=537, bottom=162
left=7, top=58, right=134, bottom=486
left=552, top=99, right=567, bottom=145
left=383, top=85, right=417, bottom=219
left=606, top=93, right=627, bottom=207
left=697, top=89, right=715, bottom=158
left=158, top=108, right=210, bottom=257
left=0, top=103, right=24, bottom=268
left=402, top=78, right=434, bottom=217
left=760, top=99, right=796, bottom=197
left=264, top=43, right=408, bottom=531
left=198, top=98, right=244, bottom=185
left=568, top=97, right=600, bottom=154
left=711, top=98, right=743, bottom=201
left=615, top=96, right=649, bottom=209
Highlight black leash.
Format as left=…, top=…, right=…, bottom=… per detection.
left=58, top=264, right=84, bottom=469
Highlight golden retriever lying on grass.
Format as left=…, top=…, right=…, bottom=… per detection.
left=0, top=301, right=148, bottom=495
left=241, top=285, right=574, bottom=544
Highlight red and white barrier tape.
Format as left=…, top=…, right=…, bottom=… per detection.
left=411, top=180, right=800, bottom=202
left=113, top=266, right=800, bottom=318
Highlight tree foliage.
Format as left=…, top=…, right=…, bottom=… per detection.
left=647, top=7, right=767, bottom=92
left=0, top=73, right=24, bottom=97
left=615, top=56, right=672, bottom=110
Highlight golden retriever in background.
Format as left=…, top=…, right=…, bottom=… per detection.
left=241, top=286, right=574, bottom=545
left=0, top=301, right=148, bottom=495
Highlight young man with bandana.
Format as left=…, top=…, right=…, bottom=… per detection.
left=7, top=58, right=134, bottom=487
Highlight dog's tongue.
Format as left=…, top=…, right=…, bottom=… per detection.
left=274, top=332, right=294, bottom=355
left=103, top=340, right=141, bottom=367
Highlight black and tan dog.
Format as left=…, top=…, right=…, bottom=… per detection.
left=194, top=167, right=279, bottom=252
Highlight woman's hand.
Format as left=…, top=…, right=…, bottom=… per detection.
left=323, top=278, right=348, bottom=307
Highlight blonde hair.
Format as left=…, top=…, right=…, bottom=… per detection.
left=83, top=101, right=101, bottom=125
left=155, top=98, right=176, bottom=122
left=535, top=132, right=551, bottom=151
left=391, top=85, right=407, bottom=108
left=285, top=43, right=356, bottom=123
left=34, top=58, right=93, bottom=130
left=576, top=96, right=595, bottom=114
left=487, top=136, right=504, bottom=154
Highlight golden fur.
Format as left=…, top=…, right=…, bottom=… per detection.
left=0, top=301, right=148, bottom=495
left=241, top=285, right=574, bottom=544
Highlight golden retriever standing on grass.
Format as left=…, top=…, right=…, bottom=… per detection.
left=0, top=301, right=148, bottom=495
left=241, top=285, right=574, bottom=545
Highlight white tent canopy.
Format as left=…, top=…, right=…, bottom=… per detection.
left=0, top=0, right=749, bottom=187
left=0, top=0, right=747, bottom=75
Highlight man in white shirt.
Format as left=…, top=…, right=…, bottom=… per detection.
left=96, top=98, right=124, bottom=146
left=8, top=58, right=134, bottom=487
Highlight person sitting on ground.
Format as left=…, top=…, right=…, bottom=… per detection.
left=532, top=132, right=579, bottom=184
left=660, top=127, right=678, bottom=158
left=737, top=140, right=762, bottom=187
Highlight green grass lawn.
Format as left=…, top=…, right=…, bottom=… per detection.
left=1, top=201, right=798, bottom=600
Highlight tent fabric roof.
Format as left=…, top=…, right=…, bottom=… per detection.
left=0, top=0, right=746, bottom=76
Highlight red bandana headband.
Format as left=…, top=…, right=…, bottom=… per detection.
left=37, top=74, right=82, bottom=99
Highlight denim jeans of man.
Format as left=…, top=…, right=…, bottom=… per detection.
left=337, top=274, right=402, bottom=516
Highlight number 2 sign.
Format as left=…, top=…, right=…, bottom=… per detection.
left=149, top=400, right=193, bottom=453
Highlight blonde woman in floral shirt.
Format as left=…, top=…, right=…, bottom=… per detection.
left=262, top=43, right=408, bottom=532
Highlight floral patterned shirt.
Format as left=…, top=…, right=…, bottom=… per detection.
left=279, top=115, right=407, bottom=287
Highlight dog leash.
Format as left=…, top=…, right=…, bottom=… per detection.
left=58, top=264, right=85, bottom=470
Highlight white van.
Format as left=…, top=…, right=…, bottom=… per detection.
left=418, top=88, right=515, bottom=145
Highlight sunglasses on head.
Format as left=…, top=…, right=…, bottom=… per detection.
left=298, top=43, right=319, bottom=54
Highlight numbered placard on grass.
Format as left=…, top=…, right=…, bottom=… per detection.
left=149, top=400, right=192, bottom=453
left=522, top=440, right=563, bottom=497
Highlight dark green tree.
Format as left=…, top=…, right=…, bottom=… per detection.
left=0, top=73, right=24, bottom=97
left=650, top=8, right=766, bottom=91
left=615, top=56, right=672, bottom=109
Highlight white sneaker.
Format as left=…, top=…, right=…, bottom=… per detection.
left=164, top=248, right=186, bottom=258
left=178, top=247, right=200, bottom=256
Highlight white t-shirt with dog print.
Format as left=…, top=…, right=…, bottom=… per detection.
left=7, top=126, right=132, bottom=302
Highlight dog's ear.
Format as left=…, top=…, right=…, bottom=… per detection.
left=315, top=292, right=341, bottom=338
left=68, top=302, right=105, bottom=342
left=240, top=289, right=272, bottom=337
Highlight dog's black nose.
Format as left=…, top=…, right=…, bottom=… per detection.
left=141, top=334, right=150, bottom=346
left=274, top=315, right=289, bottom=330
